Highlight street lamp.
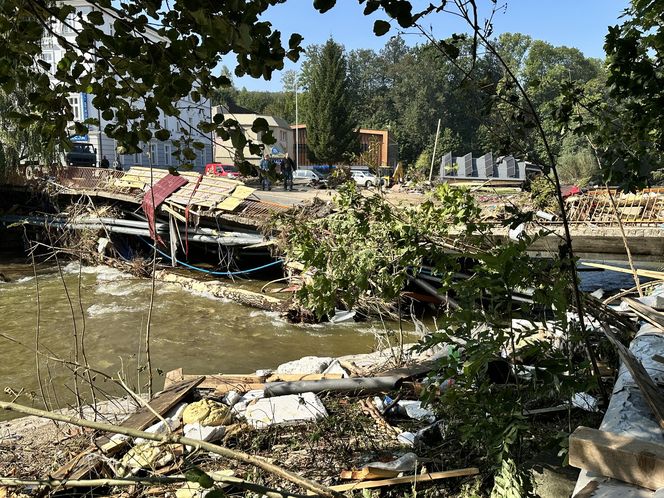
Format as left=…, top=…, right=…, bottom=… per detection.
left=295, top=77, right=299, bottom=170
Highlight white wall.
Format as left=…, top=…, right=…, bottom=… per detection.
left=41, top=1, right=212, bottom=170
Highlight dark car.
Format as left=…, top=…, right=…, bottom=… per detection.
left=66, top=143, right=97, bottom=167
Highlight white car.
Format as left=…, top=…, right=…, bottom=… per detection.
left=351, top=170, right=379, bottom=188
left=293, top=169, right=327, bottom=187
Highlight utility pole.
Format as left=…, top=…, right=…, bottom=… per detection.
left=295, top=78, right=299, bottom=169
left=428, top=118, right=441, bottom=183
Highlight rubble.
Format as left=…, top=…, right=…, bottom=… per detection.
left=276, top=356, right=334, bottom=374
left=182, top=399, right=232, bottom=426
left=245, top=392, right=328, bottom=428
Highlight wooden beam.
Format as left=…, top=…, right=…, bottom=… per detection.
left=163, top=370, right=344, bottom=391
left=340, top=467, right=400, bottom=481
left=581, top=261, right=664, bottom=280
left=313, top=468, right=479, bottom=493
left=569, top=426, right=664, bottom=490
left=624, top=298, right=664, bottom=331
left=53, top=377, right=203, bottom=480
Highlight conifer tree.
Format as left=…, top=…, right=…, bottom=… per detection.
left=305, top=39, right=358, bottom=166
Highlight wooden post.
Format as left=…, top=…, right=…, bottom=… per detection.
left=569, top=426, right=664, bottom=490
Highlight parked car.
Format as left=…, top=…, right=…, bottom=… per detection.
left=66, top=143, right=97, bottom=167
left=351, top=170, right=379, bottom=188
left=293, top=169, right=327, bottom=188
left=204, top=163, right=240, bottom=178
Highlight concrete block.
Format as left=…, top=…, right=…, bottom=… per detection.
left=245, top=392, right=328, bottom=428
left=184, top=422, right=226, bottom=443
left=276, top=356, right=333, bottom=374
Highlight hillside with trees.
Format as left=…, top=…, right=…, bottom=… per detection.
left=214, top=33, right=607, bottom=183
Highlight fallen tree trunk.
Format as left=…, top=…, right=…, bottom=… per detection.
left=0, top=401, right=337, bottom=498
left=156, top=271, right=289, bottom=312
left=0, top=475, right=310, bottom=498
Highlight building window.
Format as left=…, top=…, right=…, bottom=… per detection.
left=162, top=116, right=169, bottom=130
left=134, top=150, right=141, bottom=164
left=150, top=142, right=157, bottom=163
left=164, top=144, right=171, bottom=166
left=61, top=14, right=76, bottom=35
left=67, top=95, right=81, bottom=121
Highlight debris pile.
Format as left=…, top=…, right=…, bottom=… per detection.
left=0, top=346, right=481, bottom=497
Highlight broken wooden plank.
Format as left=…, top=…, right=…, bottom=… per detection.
left=581, top=262, right=664, bottom=281
left=214, top=382, right=266, bottom=396
left=321, top=468, right=479, bottom=493
left=569, top=426, right=664, bottom=490
left=52, top=377, right=203, bottom=480
left=163, top=369, right=344, bottom=390
left=340, top=467, right=400, bottom=481
left=523, top=405, right=570, bottom=417
left=602, top=325, right=664, bottom=431
left=163, top=367, right=184, bottom=389
left=624, top=297, right=664, bottom=331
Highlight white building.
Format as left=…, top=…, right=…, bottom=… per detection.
left=40, top=0, right=212, bottom=171
left=212, top=104, right=292, bottom=166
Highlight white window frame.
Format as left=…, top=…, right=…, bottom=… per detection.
left=164, top=144, right=172, bottom=166
left=150, top=142, right=157, bottom=163
left=61, top=14, right=76, bottom=35
left=67, top=95, right=81, bottom=121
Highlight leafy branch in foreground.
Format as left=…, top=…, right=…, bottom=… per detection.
left=273, top=184, right=595, bottom=495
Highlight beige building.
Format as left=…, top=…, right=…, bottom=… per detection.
left=212, top=104, right=292, bottom=165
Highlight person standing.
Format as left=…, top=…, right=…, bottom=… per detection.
left=113, top=157, right=123, bottom=171
left=259, top=155, right=272, bottom=191
left=283, top=156, right=295, bottom=191
left=100, top=155, right=110, bottom=168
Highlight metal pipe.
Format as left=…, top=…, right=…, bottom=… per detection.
left=1, top=216, right=263, bottom=246
left=263, top=376, right=403, bottom=397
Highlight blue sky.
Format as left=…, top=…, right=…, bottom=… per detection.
left=226, top=0, right=630, bottom=92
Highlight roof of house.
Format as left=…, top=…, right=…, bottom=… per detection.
left=212, top=105, right=291, bottom=130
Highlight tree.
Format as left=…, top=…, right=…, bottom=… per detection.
left=304, top=39, right=358, bottom=165
left=0, top=0, right=304, bottom=165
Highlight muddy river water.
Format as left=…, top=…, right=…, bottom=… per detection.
left=0, top=261, right=402, bottom=419
left=0, top=256, right=649, bottom=420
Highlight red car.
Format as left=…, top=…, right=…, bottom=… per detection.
left=205, top=163, right=240, bottom=178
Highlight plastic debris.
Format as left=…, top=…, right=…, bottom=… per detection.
left=572, top=392, right=600, bottom=412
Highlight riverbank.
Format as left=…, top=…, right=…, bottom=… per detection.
left=0, top=343, right=593, bottom=498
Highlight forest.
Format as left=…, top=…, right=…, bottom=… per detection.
left=215, top=33, right=606, bottom=185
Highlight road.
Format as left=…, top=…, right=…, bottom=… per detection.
left=251, top=184, right=335, bottom=206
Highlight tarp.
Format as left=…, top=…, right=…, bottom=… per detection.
left=141, top=174, right=188, bottom=244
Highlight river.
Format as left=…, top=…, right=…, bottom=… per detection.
left=0, top=257, right=656, bottom=420
left=0, top=260, right=400, bottom=419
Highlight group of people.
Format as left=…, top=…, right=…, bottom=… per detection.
left=99, top=155, right=123, bottom=171
left=259, top=155, right=296, bottom=191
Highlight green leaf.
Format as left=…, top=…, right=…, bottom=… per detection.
left=184, top=467, right=214, bottom=489
left=87, top=11, right=105, bottom=26
left=205, top=490, right=227, bottom=498
left=251, top=117, right=269, bottom=133
left=155, top=129, right=171, bottom=141
left=313, top=0, right=336, bottom=13
left=373, top=20, right=390, bottom=36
